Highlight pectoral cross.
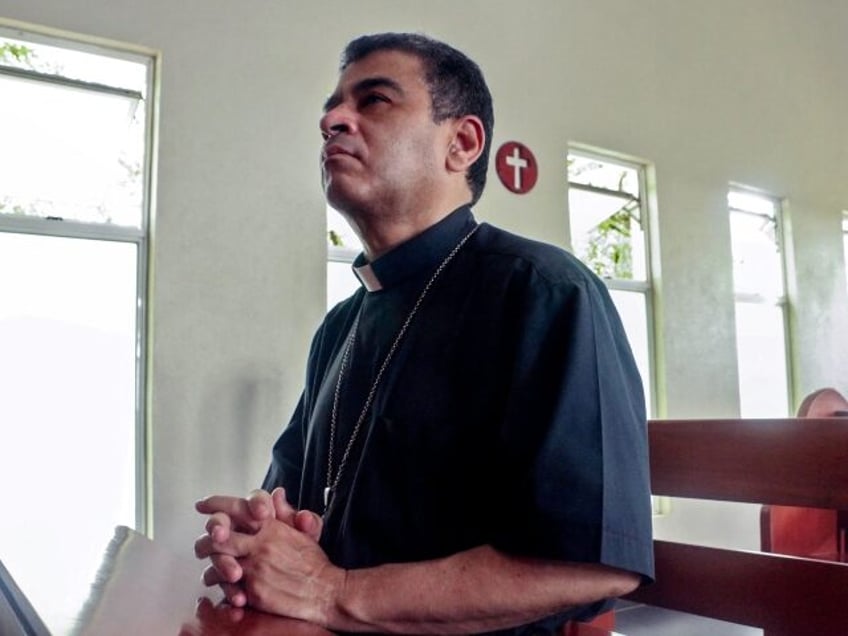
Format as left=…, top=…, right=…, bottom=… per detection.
left=324, top=486, right=332, bottom=510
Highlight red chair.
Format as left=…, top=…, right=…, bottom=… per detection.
left=562, top=610, right=617, bottom=635
left=760, top=388, right=848, bottom=562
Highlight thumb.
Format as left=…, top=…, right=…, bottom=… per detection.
left=246, top=489, right=274, bottom=522
left=294, top=509, right=323, bottom=542
left=270, top=487, right=297, bottom=526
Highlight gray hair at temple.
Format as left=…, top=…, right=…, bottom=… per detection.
left=340, top=32, right=494, bottom=207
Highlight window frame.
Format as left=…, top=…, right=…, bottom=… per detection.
left=0, top=20, right=158, bottom=533
left=728, top=184, right=793, bottom=417
left=566, top=146, right=658, bottom=417
left=842, top=210, right=848, bottom=294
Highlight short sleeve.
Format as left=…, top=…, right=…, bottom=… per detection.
left=490, top=266, right=654, bottom=582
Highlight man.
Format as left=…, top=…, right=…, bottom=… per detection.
left=195, top=32, right=654, bottom=635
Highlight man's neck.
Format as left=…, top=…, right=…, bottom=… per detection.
left=350, top=201, right=469, bottom=261
left=358, top=215, right=446, bottom=260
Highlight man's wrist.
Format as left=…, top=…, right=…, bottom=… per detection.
left=318, top=563, right=350, bottom=630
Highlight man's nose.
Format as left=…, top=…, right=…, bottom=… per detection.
left=320, top=104, right=357, bottom=139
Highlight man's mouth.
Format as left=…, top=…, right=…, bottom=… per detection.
left=322, top=144, right=357, bottom=162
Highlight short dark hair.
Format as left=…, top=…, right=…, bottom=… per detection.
left=341, top=33, right=494, bottom=206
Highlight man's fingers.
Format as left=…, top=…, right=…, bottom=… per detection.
left=269, top=487, right=297, bottom=525
left=196, top=491, right=311, bottom=541
left=220, top=581, right=247, bottom=608
left=198, top=569, right=247, bottom=608
left=194, top=533, right=231, bottom=560
left=195, top=534, right=215, bottom=560
left=196, top=495, right=247, bottom=516
left=204, top=511, right=233, bottom=544
left=211, top=553, right=244, bottom=583
left=294, top=509, right=323, bottom=541
left=201, top=554, right=243, bottom=586
left=194, top=526, right=254, bottom=560
left=193, top=596, right=216, bottom=621
left=197, top=492, right=287, bottom=533
left=192, top=596, right=245, bottom=626
left=246, top=489, right=274, bottom=522
left=196, top=495, right=260, bottom=532
left=201, top=563, right=223, bottom=587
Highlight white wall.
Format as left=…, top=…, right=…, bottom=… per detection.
left=1, top=0, right=846, bottom=554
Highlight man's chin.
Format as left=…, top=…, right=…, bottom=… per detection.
left=324, top=185, right=367, bottom=216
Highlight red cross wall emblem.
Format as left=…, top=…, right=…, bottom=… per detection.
left=495, top=141, right=538, bottom=194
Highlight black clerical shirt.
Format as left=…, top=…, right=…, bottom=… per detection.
left=263, top=206, right=654, bottom=634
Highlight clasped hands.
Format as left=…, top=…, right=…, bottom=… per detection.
left=194, top=487, right=342, bottom=626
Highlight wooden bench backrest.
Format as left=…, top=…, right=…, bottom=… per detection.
left=624, top=417, right=848, bottom=636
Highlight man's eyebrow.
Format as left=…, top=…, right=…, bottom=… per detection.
left=322, top=76, right=405, bottom=112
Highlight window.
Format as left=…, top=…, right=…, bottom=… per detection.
left=0, top=26, right=154, bottom=627
left=567, top=150, right=655, bottom=415
left=327, top=205, right=362, bottom=309
left=728, top=188, right=791, bottom=417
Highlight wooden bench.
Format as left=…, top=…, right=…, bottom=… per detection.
left=568, top=412, right=848, bottom=635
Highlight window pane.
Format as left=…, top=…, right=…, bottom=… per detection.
left=326, top=205, right=362, bottom=253
left=0, top=35, right=147, bottom=91
left=729, top=190, right=776, bottom=217
left=734, top=301, right=789, bottom=417
left=729, top=209, right=783, bottom=297
left=0, top=232, right=138, bottom=629
left=327, top=205, right=363, bottom=309
left=843, top=211, right=848, bottom=293
left=0, top=73, right=145, bottom=227
left=327, top=260, right=361, bottom=310
left=609, top=289, right=652, bottom=416
left=728, top=191, right=783, bottom=298
left=568, top=154, right=640, bottom=197
left=568, top=153, right=646, bottom=281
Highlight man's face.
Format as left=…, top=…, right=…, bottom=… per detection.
left=319, top=50, right=454, bottom=217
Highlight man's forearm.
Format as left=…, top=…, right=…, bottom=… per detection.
left=325, top=545, right=640, bottom=634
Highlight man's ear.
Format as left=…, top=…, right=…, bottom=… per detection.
left=446, top=115, right=485, bottom=174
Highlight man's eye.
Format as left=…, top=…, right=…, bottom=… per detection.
left=361, top=93, right=388, bottom=107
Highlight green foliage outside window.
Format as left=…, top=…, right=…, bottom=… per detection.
left=328, top=229, right=345, bottom=247
left=0, top=42, right=33, bottom=64
left=585, top=202, right=637, bottom=279
left=571, top=161, right=639, bottom=280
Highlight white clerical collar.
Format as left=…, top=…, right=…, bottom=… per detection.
left=350, top=206, right=476, bottom=293
left=353, top=262, right=383, bottom=292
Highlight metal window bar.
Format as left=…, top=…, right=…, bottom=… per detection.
left=0, top=62, right=142, bottom=100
